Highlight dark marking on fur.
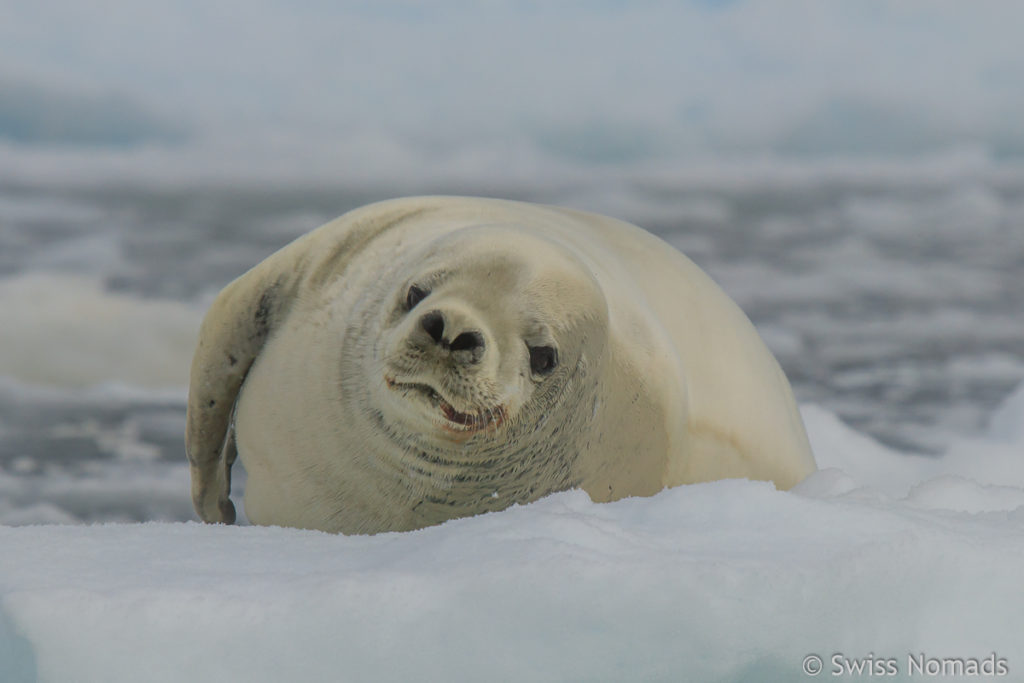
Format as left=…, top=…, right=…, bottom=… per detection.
left=424, top=494, right=459, bottom=507
left=414, top=449, right=508, bottom=469
left=253, top=288, right=274, bottom=340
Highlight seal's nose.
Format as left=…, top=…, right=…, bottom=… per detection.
left=419, top=310, right=485, bottom=362
left=420, top=310, right=445, bottom=343
left=449, top=330, right=485, bottom=353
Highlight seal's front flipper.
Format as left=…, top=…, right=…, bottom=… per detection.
left=186, top=263, right=297, bottom=524
left=191, top=418, right=237, bottom=524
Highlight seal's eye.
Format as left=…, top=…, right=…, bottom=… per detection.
left=405, top=285, right=429, bottom=311
left=529, top=345, right=558, bottom=376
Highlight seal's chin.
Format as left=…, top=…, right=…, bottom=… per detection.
left=384, top=377, right=506, bottom=432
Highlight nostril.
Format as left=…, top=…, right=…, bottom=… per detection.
left=420, top=311, right=445, bottom=343
left=449, top=331, right=484, bottom=353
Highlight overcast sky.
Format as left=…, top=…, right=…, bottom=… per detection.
left=2, top=1, right=1022, bottom=185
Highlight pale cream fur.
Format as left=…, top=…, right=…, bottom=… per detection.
left=186, top=196, right=816, bottom=534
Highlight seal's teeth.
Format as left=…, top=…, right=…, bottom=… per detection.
left=385, top=376, right=501, bottom=430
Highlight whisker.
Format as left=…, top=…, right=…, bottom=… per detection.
left=486, top=407, right=498, bottom=438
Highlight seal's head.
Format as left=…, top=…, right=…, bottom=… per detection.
left=367, top=226, right=609, bottom=448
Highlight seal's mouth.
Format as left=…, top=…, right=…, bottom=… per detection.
left=385, top=377, right=506, bottom=431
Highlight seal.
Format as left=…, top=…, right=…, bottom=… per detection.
left=186, top=196, right=816, bottom=533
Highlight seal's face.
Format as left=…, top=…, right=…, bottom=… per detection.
left=371, top=226, right=608, bottom=444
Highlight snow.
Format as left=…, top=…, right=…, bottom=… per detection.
left=2, top=386, right=1022, bottom=683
